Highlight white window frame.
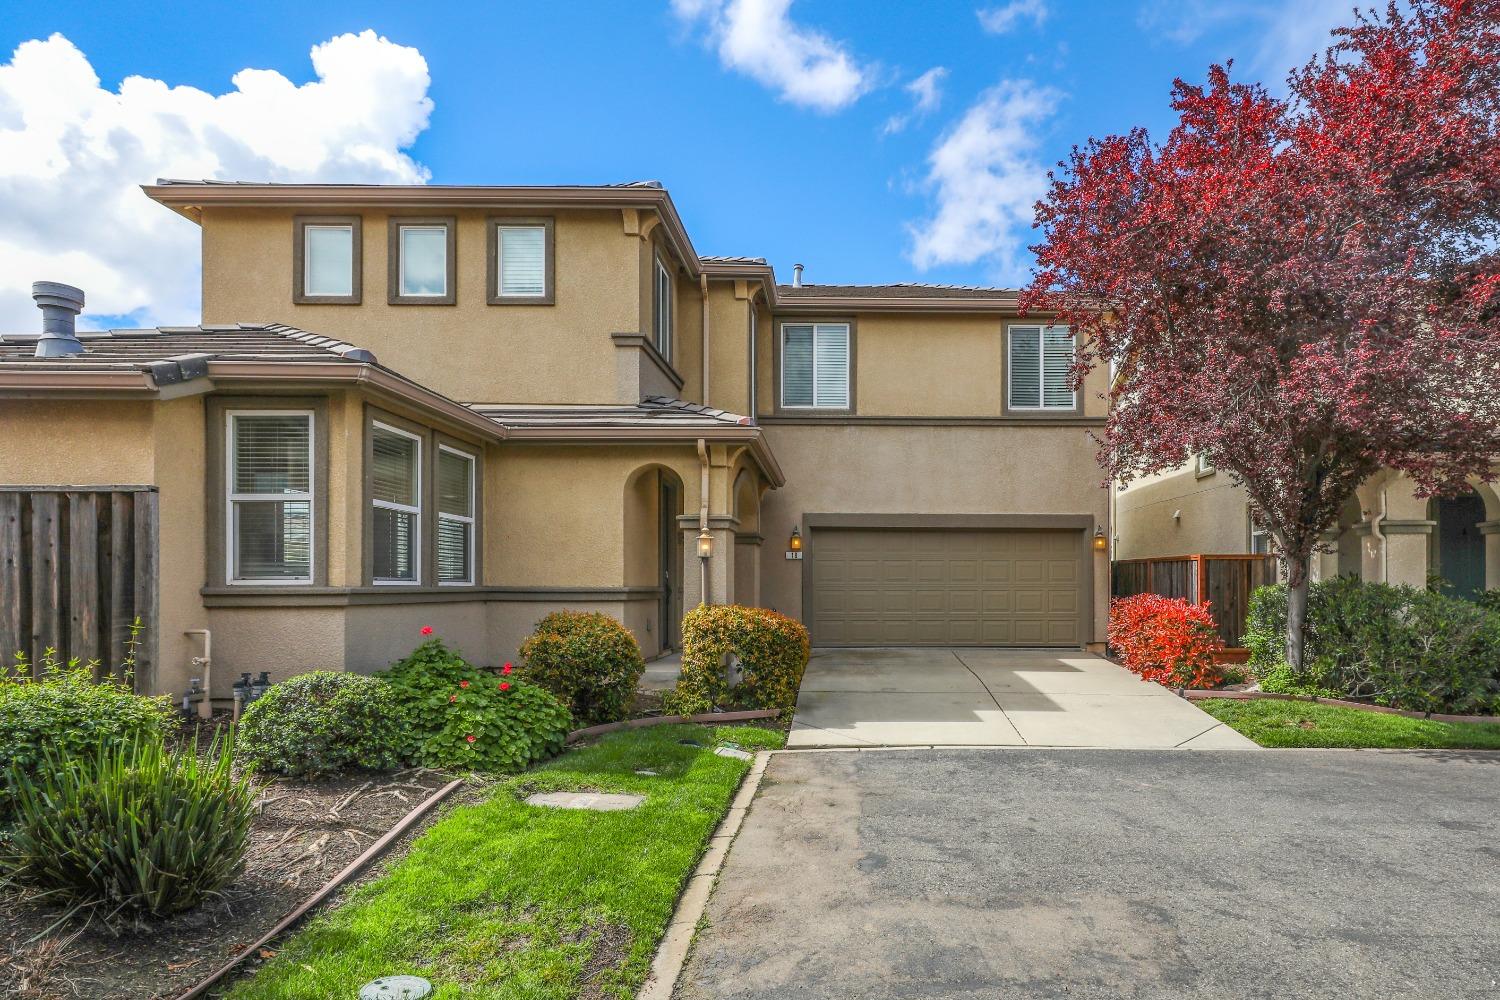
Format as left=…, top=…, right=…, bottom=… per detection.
left=779, top=322, right=851, bottom=410
left=302, top=223, right=354, bottom=298
left=436, top=444, right=476, bottom=587
left=1249, top=513, right=1272, bottom=554
left=225, top=409, right=315, bottom=586
left=1007, top=324, right=1077, bottom=412
left=371, top=421, right=423, bottom=585
left=398, top=224, right=449, bottom=298
left=1195, top=454, right=1215, bottom=478
left=653, top=253, right=673, bottom=359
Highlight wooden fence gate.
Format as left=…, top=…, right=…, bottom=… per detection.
left=0, top=487, right=158, bottom=691
left=1112, top=553, right=1279, bottom=651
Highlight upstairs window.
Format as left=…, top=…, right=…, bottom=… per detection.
left=490, top=219, right=553, bottom=303
left=653, top=254, right=674, bottom=358
left=388, top=218, right=455, bottom=304
left=294, top=217, right=360, bottom=304
left=781, top=322, right=850, bottom=409
left=371, top=423, right=422, bottom=583
left=437, top=446, right=476, bottom=585
left=228, top=411, right=314, bottom=583
left=1008, top=324, right=1075, bottom=411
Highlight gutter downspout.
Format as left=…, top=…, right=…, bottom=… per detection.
left=701, top=274, right=711, bottom=406
left=1370, top=488, right=1389, bottom=583
left=698, top=438, right=711, bottom=605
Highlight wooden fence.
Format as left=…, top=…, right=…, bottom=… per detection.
left=0, top=487, right=158, bottom=691
left=1112, top=553, right=1279, bottom=650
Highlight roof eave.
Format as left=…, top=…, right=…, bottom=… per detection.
left=501, top=423, right=785, bottom=487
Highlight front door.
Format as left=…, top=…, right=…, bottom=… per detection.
left=659, top=479, right=678, bottom=650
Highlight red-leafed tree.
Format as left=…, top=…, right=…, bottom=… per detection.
left=1023, top=0, right=1500, bottom=670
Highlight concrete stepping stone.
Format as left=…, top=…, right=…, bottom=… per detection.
left=526, top=791, right=644, bottom=811
left=714, top=746, right=753, bottom=761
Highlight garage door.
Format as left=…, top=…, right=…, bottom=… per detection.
left=810, top=528, right=1083, bottom=646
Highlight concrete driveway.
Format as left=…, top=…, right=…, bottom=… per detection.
left=789, top=647, right=1253, bottom=749
left=676, top=748, right=1500, bottom=1000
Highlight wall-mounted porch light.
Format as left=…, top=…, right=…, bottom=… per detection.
left=788, top=527, right=803, bottom=552
left=697, top=529, right=714, bottom=559
left=1092, top=526, right=1109, bottom=552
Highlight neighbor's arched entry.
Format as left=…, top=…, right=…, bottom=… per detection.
left=624, top=464, right=687, bottom=654
left=1430, top=491, right=1486, bottom=600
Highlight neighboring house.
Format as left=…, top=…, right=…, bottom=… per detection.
left=1115, top=458, right=1500, bottom=599
left=0, top=180, right=1110, bottom=703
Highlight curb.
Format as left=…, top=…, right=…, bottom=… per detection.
left=638, top=749, right=771, bottom=1000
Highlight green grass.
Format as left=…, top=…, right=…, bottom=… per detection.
left=1198, top=698, right=1500, bottom=749
left=226, top=723, right=784, bottom=1000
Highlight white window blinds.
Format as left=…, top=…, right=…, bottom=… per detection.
left=781, top=323, right=849, bottom=408
left=1009, top=325, right=1075, bottom=410
left=228, top=412, right=313, bottom=582
left=436, top=447, right=475, bottom=585
left=653, top=256, right=673, bottom=358
left=371, top=424, right=421, bottom=583
left=498, top=225, right=546, bottom=297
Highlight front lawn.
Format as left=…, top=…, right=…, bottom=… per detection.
left=1198, top=698, right=1500, bottom=749
left=226, top=723, right=784, bottom=1000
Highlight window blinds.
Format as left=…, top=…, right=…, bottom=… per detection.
left=1009, top=326, right=1074, bottom=410
left=498, top=226, right=546, bottom=297
left=781, top=323, right=849, bottom=408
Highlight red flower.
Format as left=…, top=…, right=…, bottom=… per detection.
left=449, top=694, right=457, bottom=703
left=420, top=626, right=434, bottom=636
left=465, top=734, right=476, bottom=743
left=502, top=662, right=514, bottom=675
left=460, top=679, right=470, bottom=689
left=499, top=681, right=511, bottom=692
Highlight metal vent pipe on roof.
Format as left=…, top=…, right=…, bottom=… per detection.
left=32, top=281, right=86, bottom=358
left=792, top=263, right=803, bottom=288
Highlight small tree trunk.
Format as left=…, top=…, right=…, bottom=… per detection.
left=1284, top=555, right=1310, bottom=672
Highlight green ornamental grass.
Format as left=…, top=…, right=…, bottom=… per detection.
left=1198, top=697, right=1500, bottom=749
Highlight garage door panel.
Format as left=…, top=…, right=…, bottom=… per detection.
left=812, top=527, right=1082, bottom=647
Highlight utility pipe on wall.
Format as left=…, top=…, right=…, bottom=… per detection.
left=701, top=274, right=711, bottom=406
left=697, top=437, right=711, bottom=604
left=184, top=629, right=212, bottom=720
left=1370, top=488, right=1389, bottom=583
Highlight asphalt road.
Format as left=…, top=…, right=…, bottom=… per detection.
left=676, top=747, right=1500, bottom=1000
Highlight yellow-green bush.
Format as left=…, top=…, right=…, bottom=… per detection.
left=666, top=604, right=809, bottom=715
left=519, top=611, right=645, bottom=726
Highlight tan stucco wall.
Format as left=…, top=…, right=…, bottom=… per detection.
left=756, top=313, right=1111, bottom=418
left=756, top=423, right=1111, bottom=644
left=0, top=399, right=156, bottom=483
left=706, top=282, right=753, bottom=416
left=202, top=207, right=648, bottom=404
left=1114, top=464, right=1252, bottom=560
left=152, top=396, right=208, bottom=699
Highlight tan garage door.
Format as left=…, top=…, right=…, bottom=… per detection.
left=810, top=528, right=1083, bottom=646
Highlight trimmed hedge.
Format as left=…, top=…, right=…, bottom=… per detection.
left=239, top=671, right=403, bottom=779
left=519, top=611, right=645, bottom=726
left=1246, top=578, right=1500, bottom=714
left=666, top=604, right=809, bottom=715
left=381, top=636, right=571, bottom=772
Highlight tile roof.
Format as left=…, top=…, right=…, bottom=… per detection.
left=0, top=323, right=375, bottom=372
left=700, top=255, right=768, bottom=265
left=471, top=396, right=753, bottom=429
left=775, top=282, right=1020, bottom=299
left=153, top=178, right=665, bottom=189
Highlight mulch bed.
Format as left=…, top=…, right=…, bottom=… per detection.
left=0, top=758, right=453, bottom=1000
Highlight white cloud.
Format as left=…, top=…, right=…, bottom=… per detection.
left=882, top=66, right=948, bottom=136
left=0, top=30, right=433, bottom=331
left=670, top=0, right=873, bottom=112
left=906, top=80, right=1059, bottom=280
left=977, top=0, right=1050, bottom=35
left=1136, top=0, right=1356, bottom=84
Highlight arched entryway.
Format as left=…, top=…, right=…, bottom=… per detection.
left=1430, top=491, right=1486, bottom=600
left=624, top=465, right=686, bottom=654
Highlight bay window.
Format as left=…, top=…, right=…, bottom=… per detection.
left=227, top=411, right=314, bottom=583
left=371, top=423, right=422, bottom=583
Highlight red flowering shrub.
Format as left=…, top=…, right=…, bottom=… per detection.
left=1107, top=594, right=1226, bottom=689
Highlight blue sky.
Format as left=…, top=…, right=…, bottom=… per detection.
left=0, top=0, right=1358, bottom=327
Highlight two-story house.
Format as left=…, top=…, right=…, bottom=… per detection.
left=0, top=181, right=1110, bottom=704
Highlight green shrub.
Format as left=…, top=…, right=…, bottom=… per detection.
left=380, top=637, right=571, bottom=771
left=0, top=653, right=173, bottom=817
left=2, top=735, right=255, bottom=918
left=1245, top=579, right=1500, bottom=714
left=518, top=611, right=645, bottom=726
left=666, top=604, right=809, bottom=715
left=239, top=671, right=403, bottom=778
